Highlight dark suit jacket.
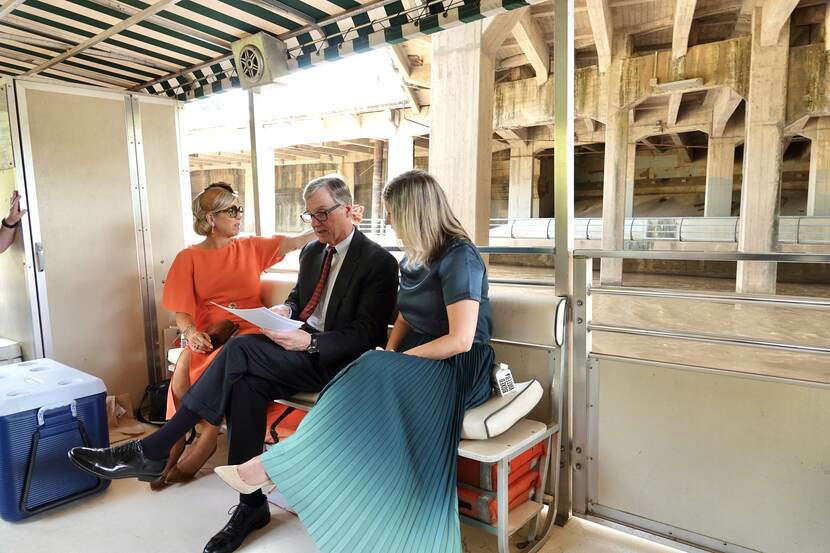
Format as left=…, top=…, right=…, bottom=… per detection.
left=284, top=227, right=399, bottom=370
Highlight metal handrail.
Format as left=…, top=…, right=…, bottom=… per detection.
left=591, top=286, right=830, bottom=308
left=490, top=279, right=555, bottom=287
left=489, top=216, right=830, bottom=245
left=588, top=323, right=830, bottom=355
left=573, top=250, right=830, bottom=263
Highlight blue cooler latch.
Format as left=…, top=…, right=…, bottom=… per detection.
left=20, top=401, right=106, bottom=515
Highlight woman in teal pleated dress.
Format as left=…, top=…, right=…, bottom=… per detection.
left=215, top=169, right=495, bottom=553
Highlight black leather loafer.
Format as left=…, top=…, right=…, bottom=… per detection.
left=203, top=502, right=271, bottom=553
left=68, top=441, right=167, bottom=482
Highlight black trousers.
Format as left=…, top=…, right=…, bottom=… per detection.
left=181, top=333, right=340, bottom=466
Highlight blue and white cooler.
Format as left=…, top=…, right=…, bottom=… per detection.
left=0, top=358, right=110, bottom=521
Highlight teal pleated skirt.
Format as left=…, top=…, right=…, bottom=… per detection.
left=260, top=335, right=494, bottom=553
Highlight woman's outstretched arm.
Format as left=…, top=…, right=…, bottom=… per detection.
left=276, top=228, right=316, bottom=256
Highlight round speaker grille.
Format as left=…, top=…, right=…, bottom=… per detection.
left=239, top=44, right=264, bottom=83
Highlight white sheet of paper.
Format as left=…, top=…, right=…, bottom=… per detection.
left=211, top=302, right=303, bottom=332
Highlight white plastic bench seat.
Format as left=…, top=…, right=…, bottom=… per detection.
left=457, top=419, right=555, bottom=463
left=277, top=392, right=319, bottom=411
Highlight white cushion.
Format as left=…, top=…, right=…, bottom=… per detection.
left=461, top=380, right=543, bottom=440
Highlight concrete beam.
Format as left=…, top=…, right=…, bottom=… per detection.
left=826, top=3, right=830, bottom=52
left=624, top=38, right=751, bottom=107
left=496, top=127, right=529, bottom=148
left=585, top=0, right=614, bottom=73
left=388, top=44, right=411, bottom=76
left=732, top=0, right=757, bottom=37
left=760, top=0, right=798, bottom=47
left=670, top=133, right=693, bottom=163
left=512, top=9, right=549, bottom=85
left=712, top=87, right=743, bottom=137
left=667, top=92, right=683, bottom=126
left=482, top=7, right=528, bottom=54
left=672, top=0, right=698, bottom=61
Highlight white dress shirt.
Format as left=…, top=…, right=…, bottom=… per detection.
left=305, top=228, right=355, bottom=331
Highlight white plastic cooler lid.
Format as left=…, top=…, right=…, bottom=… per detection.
left=0, top=358, right=107, bottom=417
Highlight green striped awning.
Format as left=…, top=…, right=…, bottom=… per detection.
left=0, top=0, right=544, bottom=101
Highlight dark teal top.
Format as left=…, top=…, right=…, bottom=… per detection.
left=397, top=238, right=492, bottom=343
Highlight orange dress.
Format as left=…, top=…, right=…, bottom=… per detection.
left=162, top=236, right=285, bottom=418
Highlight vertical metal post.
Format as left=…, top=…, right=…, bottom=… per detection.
left=247, top=90, right=262, bottom=236
left=571, top=256, right=592, bottom=514
left=497, top=458, right=510, bottom=553
left=126, top=97, right=162, bottom=383
left=553, top=0, right=575, bottom=525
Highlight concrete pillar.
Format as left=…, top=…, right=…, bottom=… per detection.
left=243, top=163, right=255, bottom=233
left=371, top=140, right=385, bottom=233
left=387, top=131, right=414, bottom=181
left=736, top=7, right=790, bottom=294
left=807, top=118, right=830, bottom=216
left=256, top=147, right=276, bottom=236
left=704, top=137, right=737, bottom=217
left=429, top=21, right=497, bottom=245
left=508, top=144, right=534, bottom=219
left=340, top=161, right=356, bottom=198
left=624, top=141, right=636, bottom=219
left=600, top=38, right=631, bottom=285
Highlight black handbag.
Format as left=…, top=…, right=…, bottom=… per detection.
left=136, top=379, right=170, bottom=426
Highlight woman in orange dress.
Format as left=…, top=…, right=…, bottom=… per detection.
left=157, top=182, right=316, bottom=485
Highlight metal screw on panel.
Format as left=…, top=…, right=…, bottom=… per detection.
left=575, top=447, right=582, bottom=454
left=575, top=463, right=582, bottom=470
left=577, top=318, right=583, bottom=324
left=577, top=300, right=583, bottom=306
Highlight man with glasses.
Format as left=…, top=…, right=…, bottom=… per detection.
left=68, top=174, right=399, bottom=553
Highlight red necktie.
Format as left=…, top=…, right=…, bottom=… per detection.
left=298, top=247, right=336, bottom=322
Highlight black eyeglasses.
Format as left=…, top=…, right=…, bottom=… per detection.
left=215, top=205, right=244, bottom=218
left=300, top=204, right=341, bottom=223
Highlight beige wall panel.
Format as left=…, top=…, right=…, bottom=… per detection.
left=138, top=99, right=186, bottom=367
left=25, top=89, right=148, bottom=403
left=596, top=358, right=830, bottom=553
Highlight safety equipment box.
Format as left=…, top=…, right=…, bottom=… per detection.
left=0, top=358, right=109, bottom=521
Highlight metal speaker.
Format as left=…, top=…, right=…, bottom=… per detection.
left=231, top=32, right=289, bottom=90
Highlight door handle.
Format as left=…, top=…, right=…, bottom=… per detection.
left=35, top=242, right=45, bottom=272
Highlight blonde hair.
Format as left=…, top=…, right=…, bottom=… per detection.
left=382, top=170, right=470, bottom=268
left=192, top=183, right=238, bottom=236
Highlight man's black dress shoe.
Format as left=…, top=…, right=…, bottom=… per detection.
left=68, top=441, right=167, bottom=482
left=203, top=502, right=271, bottom=553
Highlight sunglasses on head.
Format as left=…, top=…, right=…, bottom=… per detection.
left=215, top=205, right=244, bottom=218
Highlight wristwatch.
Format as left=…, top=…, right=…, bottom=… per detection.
left=306, top=335, right=319, bottom=354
